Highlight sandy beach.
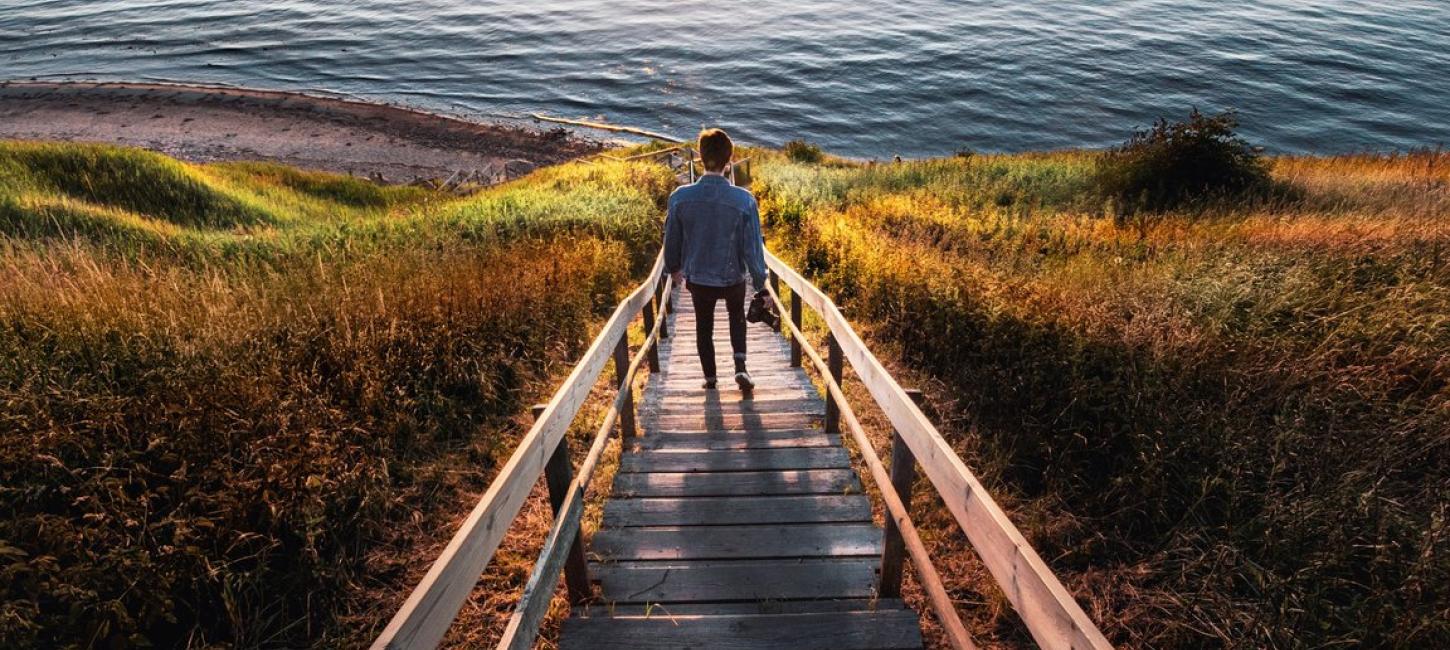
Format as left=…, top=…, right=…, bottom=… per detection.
left=0, top=81, right=604, bottom=185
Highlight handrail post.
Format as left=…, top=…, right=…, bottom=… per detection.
left=642, top=301, right=660, bottom=372
left=879, top=389, right=925, bottom=598
left=613, top=337, right=637, bottom=439
left=656, top=275, right=670, bottom=339
left=768, top=271, right=782, bottom=334
left=534, top=404, right=592, bottom=605
left=789, top=289, right=803, bottom=367
left=824, top=333, right=843, bottom=434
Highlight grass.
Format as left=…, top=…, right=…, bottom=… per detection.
left=753, top=147, right=1449, bottom=648
left=4, top=135, right=1447, bottom=649
left=0, top=141, right=674, bottom=648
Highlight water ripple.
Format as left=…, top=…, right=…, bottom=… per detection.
left=2, top=0, right=1446, bottom=156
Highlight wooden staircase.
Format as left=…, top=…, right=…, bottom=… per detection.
left=560, top=285, right=923, bottom=649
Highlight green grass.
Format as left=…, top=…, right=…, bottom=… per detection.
left=0, top=141, right=674, bottom=648
left=754, top=148, right=1449, bottom=647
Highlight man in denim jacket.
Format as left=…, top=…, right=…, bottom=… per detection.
left=663, top=128, right=767, bottom=391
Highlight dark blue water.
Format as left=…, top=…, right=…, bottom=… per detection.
left=3, top=1, right=1449, bottom=157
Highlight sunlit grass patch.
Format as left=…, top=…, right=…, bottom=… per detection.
left=756, top=148, right=1450, bottom=648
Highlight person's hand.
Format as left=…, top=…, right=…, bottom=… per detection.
left=671, top=271, right=684, bottom=286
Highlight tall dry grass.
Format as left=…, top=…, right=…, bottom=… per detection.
left=756, top=149, right=1449, bottom=648
left=0, top=142, right=673, bottom=648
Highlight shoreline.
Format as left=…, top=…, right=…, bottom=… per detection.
left=0, top=81, right=613, bottom=185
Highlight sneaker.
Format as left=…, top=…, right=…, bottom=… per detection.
left=702, top=377, right=718, bottom=390
left=735, top=371, right=755, bottom=391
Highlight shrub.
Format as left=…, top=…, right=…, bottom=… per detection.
left=783, top=139, right=823, bottom=164
left=1095, top=109, right=1271, bottom=215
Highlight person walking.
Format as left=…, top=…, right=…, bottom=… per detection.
left=663, top=128, right=767, bottom=391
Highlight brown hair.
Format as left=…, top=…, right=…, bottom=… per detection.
left=698, top=128, right=733, bottom=172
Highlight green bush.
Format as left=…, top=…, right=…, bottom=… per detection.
left=783, top=139, right=823, bottom=164
left=1096, top=109, right=1271, bottom=215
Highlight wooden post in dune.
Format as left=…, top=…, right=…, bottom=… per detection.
left=879, top=389, right=925, bottom=598
left=790, top=290, right=803, bottom=367
left=642, top=301, right=660, bottom=372
left=534, top=404, right=592, bottom=604
left=825, top=333, right=843, bottom=434
left=768, top=270, right=782, bottom=333
left=613, top=338, right=636, bottom=439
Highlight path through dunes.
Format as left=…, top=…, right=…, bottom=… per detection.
left=560, top=286, right=925, bottom=650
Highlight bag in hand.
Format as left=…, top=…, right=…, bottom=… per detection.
left=746, top=290, right=780, bottom=329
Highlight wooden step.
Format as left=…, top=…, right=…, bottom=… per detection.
left=591, top=523, right=882, bottom=561
left=577, top=598, right=910, bottom=617
left=559, top=609, right=924, bottom=650
left=611, top=469, right=861, bottom=497
left=619, top=447, right=850, bottom=473
left=603, top=495, right=872, bottom=527
left=594, top=558, right=880, bottom=602
left=630, top=429, right=837, bottom=450
left=648, top=412, right=823, bottom=432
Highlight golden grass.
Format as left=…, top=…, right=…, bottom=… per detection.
left=756, top=149, right=1449, bottom=648
left=0, top=142, right=673, bottom=648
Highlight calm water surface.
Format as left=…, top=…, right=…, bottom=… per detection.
left=3, top=0, right=1448, bottom=157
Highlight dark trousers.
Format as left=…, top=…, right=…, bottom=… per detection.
left=687, top=281, right=747, bottom=378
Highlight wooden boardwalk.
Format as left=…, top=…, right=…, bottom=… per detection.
left=560, top=286, right=925, bottom=649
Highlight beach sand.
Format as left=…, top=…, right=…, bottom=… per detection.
left=0, top=81, right=604, bottom=185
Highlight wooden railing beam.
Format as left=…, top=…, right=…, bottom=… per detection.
left=764, top=250, right=1112, bottom=650
left=371, top=257, right=666, bottom=650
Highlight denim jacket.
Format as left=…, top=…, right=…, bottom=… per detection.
left=663, top=174, right=768, bottom=290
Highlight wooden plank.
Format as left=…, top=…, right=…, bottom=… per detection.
left=592, top=523, right=882, bottom=561
left=654, top=398, right=825, bottom=416
left=652, top=385, right=811, bottom=399
left=619, top=448, right=849, bottom=473
left=559, top=610, right=924, bottom=650
left=612, top=469, right=860, bottom=497
left=595, top=558, right=880, bottom=602
left=578, top=598, right=909, bottom=617
left=603, top=495, right=872, bottom=527
left=630, top=430, right=836, bottom=450
left=372, top=256, right=665, bottom=650
left=648, top=412, right=823, bottom=432
left=765, top=250, right=1111, bottom=650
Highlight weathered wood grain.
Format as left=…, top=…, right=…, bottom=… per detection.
left=559, top=610, right=924, bottom=650
left=594, top=558, right=881, bottom=602
left=603, top=495, right=872, bottom=527
left=630, top=429, right=837, bottom=450
left=619, top=447, right=850, bottom=473
left=611, top=469, right=861, bottom=497
left=578, top=598, right=909, bottom=617
left=591, top=523, right=882, bottom=561
left=648, top=412, right=823, bottom=431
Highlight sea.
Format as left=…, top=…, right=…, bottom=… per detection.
left=3, top=0, right=1449, bottom=157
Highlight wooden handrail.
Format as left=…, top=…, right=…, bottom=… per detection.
left=764, top=282, right=977, bottom=650
left=371, top=257, right=671, bottom=650
left=496, top=273, right=674, bottom=649
left=765, top=251, right=1113, bottom=650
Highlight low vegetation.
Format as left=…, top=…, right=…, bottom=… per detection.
left=1094, top=109, right=1275, bottom=217
left=5, top=121, right=1447, bottom=649
left=755, top=135, right=1448, bottom=647
left=0, top=141, right=673, bottom=648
